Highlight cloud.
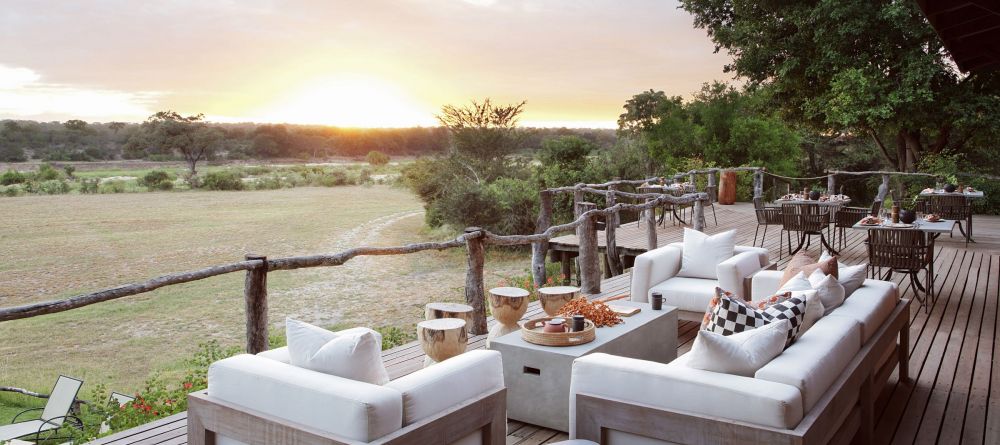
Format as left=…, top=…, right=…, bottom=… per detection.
left=0, top=65, right=161, bottom=122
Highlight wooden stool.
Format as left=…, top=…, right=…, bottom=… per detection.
left=418, top=318, right=468, bottom=367
left=424, top=302, right=474, bottom=332
left=486, top=287, right=529, bottom=347
left=538, top=286, right=579, bottom=316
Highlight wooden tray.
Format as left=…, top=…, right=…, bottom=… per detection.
left=520, top=317, right=596, bottom=347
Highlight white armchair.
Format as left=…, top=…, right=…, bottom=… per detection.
left=188, top=349, right=505, bottom=445
left=630, top=242, right=770, bottom=321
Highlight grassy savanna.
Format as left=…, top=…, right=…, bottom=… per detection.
left=0, top=185, right=527, bottom=422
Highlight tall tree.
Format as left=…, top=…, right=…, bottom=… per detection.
left=437, top=98, right=527, bottom=183
left=129, top=111, right=218, bottom=175
left=679, top=0, right=1000, bottom=171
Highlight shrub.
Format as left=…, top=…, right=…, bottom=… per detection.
left=1, top=169, right=26, bottom=185
left=34, top=163, right=62, bottom=181
left=376, top=326, right=414, bottom=350
left=99, top=180, right=127, bottom=194
left=1, top=184, right=23, bottom=197
left=366, top=150, right=390, bottom=166
left=483, top=178, right=539, bottom=235
left=201, top=170, right=244, bottom=190
left=140, top=170, right=175, bottom=191
left=315, top=170, right=351, bottom=187
left=37, top=179, right=71, bottom=195
left=63, top=165, right=76, bottom=178
left=79, top=178, right=100, bottom=194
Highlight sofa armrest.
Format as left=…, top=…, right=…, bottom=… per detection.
left=385, top=350, right=504, bottom=426
left=752, top=270, right=786, bottom=299
left=569, top=353, right=803, bottom=432
left=630, top=245, right=682, bottom=302
left=734, top=245, right=770, bottom=268
left=257, top=346, right=291, bottom=364
left=717, top=251, right=764, bottom=297
left=207, top=354, right=402, bottom=442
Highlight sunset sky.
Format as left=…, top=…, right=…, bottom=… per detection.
left=0, top=0, right=732, bottom=128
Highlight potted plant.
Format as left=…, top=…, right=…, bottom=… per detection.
left=899, top=196, right=918, bottom=224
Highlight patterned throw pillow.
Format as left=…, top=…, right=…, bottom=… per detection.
left=703, top=288, right=807, bottom=345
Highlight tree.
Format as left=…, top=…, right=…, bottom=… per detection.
left=679, top=0, right=1000, bottom=172
left=436, top=98, right=527, bottom=183
left=128, top=111, right=219, bottom=175
left=108, top=121, right=126, bottom=135
left=366, top=150, right=390, bottom=166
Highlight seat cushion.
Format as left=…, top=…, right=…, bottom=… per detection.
left=649, top=277, right=719, bottom=313
left=755, top=316, right=861, bottom=411
left=826, top=279, right=900, bottom=344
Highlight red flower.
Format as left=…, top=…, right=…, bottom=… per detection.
left=183, top=382, right=193, bottom=389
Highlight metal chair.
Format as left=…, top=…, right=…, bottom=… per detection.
left=0, top=375, right=84, bottom=442
left=781, top=203, right=836, bottom=256
left=866, top=228, right=935, bottom=312
left=928, top=195, right=973, bottom=245
left=752, top=197, right=782, bottom=252
left=832, top=200, right=881, bottom=250
left=704, top=185, right=719, bottom=226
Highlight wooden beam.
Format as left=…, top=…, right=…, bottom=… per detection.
left=244, top=254, right=269, bottom=354
left=463, top=228, right=488, bottom=335
left=577, top=202, right=601, bottom=294
left=531, top=190, right=553, bottom=287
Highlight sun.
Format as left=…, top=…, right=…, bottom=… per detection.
left=258, top=76, right=436, bottom=127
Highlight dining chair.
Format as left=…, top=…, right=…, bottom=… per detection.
left=704, top=184, right=719, bottom=226
left=781, top=203, right=835, bottom=256
left=928, top=195, right=973, bottom=245
left=866, top=228, right=935, bottom=312
left=832, top=200, right=880, bottom=250
left=752, top=197, right=782, bottom=251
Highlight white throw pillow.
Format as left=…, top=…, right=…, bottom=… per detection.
left=677, top=228, right=736, bottom=280
left=778, top=270, right=846, bottom=316
left=285, top=318, right=390, bottom=385
left=796, top=290, right=824, bottom=335
left=820, top=251, right=868, bottom=298
left=687, top=319, right=790, bottom=377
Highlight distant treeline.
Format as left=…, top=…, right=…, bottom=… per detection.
left=0, top=119, right=616, bottom=162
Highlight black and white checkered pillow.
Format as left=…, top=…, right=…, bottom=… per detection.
left=703, top=288, right=806, bottom=346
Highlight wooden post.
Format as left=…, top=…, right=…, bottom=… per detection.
left=689, top=172, right=697, bottom=188
left=707, top=170, right=718, bottom=200
left=605, top=184, right=622, bottom=276
left=573, top=184, right=585, bottom=218
left=531, top=190, right=553, bottom=288
left=827, top=173, right=836, bottom=196
left=693, top=197, right=706, bottom=232
left=576, top=202, right=601, bottom=294
left=753, top=169, right=763, bottom=200
left=876, top=174, right=891, bottom=202
left=645, top=197, right=658, bottom=250
left=244, top=254, right=268, bottom=354
left=464, top=227, right=488, bottom=335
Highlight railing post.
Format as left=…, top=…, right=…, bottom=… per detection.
left=573, top=184, right=585, bottom=218
left=753, top=169, right=763, bottom=200
left=531, top=190, right=553, bottom=288
left=693, top=196, right=707, bottom=232
left=576, top=202, right=601, bottom=294
left=876, top=174, right=891, bottom=202
left=827, top=173, right=836, bottom=196
left=464, top=227, right=488, bottom=335
left=605, top=183, right=622, bottom=276
left=244, top=254, right=268, bottom=354
left=645, top=197, right=658, bottom=250
left=707, top=170, right=718, bottom=200
left=689, top=172, right=697, bottom=187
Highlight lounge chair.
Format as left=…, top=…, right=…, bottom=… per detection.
left=0, top=375, right=84, bottom=442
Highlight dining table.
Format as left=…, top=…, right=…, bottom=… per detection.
left=918, top=188, right=985, bottom=199
left=639, top=183, right=697, bottom=225
left=773, top=194, right=852, bottom=207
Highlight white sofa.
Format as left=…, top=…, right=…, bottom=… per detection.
left=187, top=348, right=505, bottom=445
left=630, top=242, right=771, bottom=321
left=570, top=271, right=910, bottom=445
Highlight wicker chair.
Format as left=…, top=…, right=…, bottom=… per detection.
left=752, top=197, right=782, bottom=251
left=832, top=200, right=882, bottom=250
left=781, top=203, right=836, bottom=256
left=866, top=228, right=935, bottom=311
left=928, top=195, right=973, bottom=245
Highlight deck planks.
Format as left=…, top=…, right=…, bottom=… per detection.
left=90, top=203, right=1000, bottom=445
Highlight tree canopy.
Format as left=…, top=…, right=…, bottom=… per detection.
left=679, top=0, right=1000, bottom=172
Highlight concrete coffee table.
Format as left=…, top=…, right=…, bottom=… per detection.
left=489, top=300, right=677, bottom=432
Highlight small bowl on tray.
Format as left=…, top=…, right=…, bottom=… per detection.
left=521, top=317, right=596, bottom=346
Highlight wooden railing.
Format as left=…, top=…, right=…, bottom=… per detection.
left=0, top=191, right=710, bottom=355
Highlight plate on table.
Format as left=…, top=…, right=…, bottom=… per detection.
left=859, top=217, right=882, bottom=226
left=886, top=223, right=914, bottom=228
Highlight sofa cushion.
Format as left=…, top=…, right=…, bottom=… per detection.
left=826, top=279, right=899, bottom=344
left=704, top=289, right=805, bottom=345
left=208, top=354, right=402, bottom=442
left=570, top=353, right=804, bottom=431
left=779, top=270, right=846, bottom=315
left=286, top=319, right=389, bottom=385
left=820, top=251, right=868, bottom=298
left=778, top=252, right=838, bottom=288
left=386, top=350, right=504, bottom=426
left=677, top=228, right=735, bottom=280
left=649, top=276, right=719, bottom=313
left=687, top=319, right=789, bottom=377
left=754, top=316, right=861, bottom=411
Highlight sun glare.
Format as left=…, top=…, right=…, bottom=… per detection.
left=257, top=76, right=436, bottom=128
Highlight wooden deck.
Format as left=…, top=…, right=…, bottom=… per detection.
left=92, top=203, right=1000, bottom=445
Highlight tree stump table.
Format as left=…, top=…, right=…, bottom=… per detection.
left=486, top=287, right=529, bottom=348
left=417, top=318, right=468, bottom=367
left=424, top=302, right=474, bottom=332
left=537, top=286, right=579, bottom=316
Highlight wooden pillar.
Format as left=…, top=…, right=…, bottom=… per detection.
left=827, top=173, right=836, bottom=196
left=753, top=169, right=764, bottom=200
left=689, top=172, right=697, bottom=188
left=244, top=254, right=269, bottom=354
left=463, top=227, right=488, bottom=335
left=577, top=202, right=601, bottom=294
left=605, top=184, right=622, bottom=276
left=693, top=197, right=706, bottom=232
left=573, top=184, right=585, bottom=218
left=876, top=174, right=891, bottom=202
left=531, top=190, right=553, bottom=287
left=707, top=170, right=718, bottom=200
left=645, top=197, right=658, bottom=250
left=561, top=251, right=572, bottom=285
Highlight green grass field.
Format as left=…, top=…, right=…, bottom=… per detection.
left=0, top=185, right=528, bottom=424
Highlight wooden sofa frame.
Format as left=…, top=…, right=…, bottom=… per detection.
left=575, top=298, right=911, bottom=445
left=187, top=387, right=506, bottom=445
